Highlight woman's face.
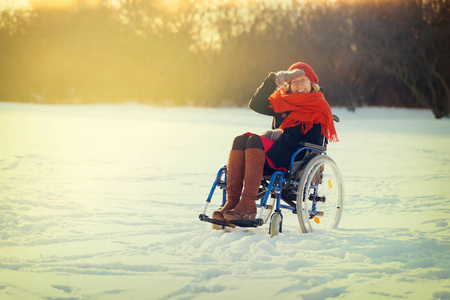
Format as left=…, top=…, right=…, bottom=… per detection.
left=290, top=76, right=311, bottom=94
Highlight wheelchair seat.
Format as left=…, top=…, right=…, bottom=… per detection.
left=262, top=141, right=327, bottom=180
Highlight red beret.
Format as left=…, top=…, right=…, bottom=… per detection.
left=287, top=62, right=319, bottom=84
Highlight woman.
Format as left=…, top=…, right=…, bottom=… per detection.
left=212, top=62, right=338, bottom=222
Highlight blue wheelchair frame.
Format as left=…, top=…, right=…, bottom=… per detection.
left=199, top=143, right=327, bottom=228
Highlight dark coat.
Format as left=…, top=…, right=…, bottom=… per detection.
left=248, top=73, right=326, bottom=170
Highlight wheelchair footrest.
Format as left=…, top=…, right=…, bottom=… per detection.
left=230, top=218, right=264, bottom=228
left=199, top=214, right=263, bottom=228
left=199, top=214, right=234, bottom=227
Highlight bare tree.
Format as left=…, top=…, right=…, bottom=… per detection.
left=351, top=0, right=450, bottom=118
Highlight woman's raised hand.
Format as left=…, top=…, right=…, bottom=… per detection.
left=275, top=69, right=305, bottom=87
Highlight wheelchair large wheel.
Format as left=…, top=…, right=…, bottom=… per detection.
left=296, top=155, right=344, bottom=233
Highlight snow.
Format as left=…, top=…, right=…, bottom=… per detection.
left=0, top=102, right=449, bottom=300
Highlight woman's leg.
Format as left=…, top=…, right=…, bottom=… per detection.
left=230, top=134, right=249, bottom=151
left=224, top=135, right=265, bottom=221
left=212, top=135, right=248, bottom=221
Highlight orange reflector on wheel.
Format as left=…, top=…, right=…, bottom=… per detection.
left=328, top=180, right=333, bottom=189
left=314, top=217, right=320, bottom=224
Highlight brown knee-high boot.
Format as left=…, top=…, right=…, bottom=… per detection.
left=223, top=148, right=265, bottom=221
left=212, top=150, right=245, bottom=221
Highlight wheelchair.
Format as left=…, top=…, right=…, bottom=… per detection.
left=199, top=121, right=344, bottom=237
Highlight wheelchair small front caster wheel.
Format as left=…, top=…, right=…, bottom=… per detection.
left=269, top=213, right=283, bottom=237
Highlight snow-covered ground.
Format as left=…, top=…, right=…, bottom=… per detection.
left=0, top=102, right=449, bottom=300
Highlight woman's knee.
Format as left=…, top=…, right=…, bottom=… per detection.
left=232, top=135, right=249, bottom=150
left=246, top=135, right=264, bottom=149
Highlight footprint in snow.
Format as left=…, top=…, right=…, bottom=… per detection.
left=1, top=160, right=21, bottom=171
left=52, top=285, right=73, bottom=293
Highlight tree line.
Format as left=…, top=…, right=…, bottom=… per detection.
left=0, top=0, right=448, bottom=118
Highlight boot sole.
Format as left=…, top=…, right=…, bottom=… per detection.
left=223, top=212, right=257, bottom=221
left=212, top=213, right=236, bottom=228
left=212, top=212, right=225, bottom=221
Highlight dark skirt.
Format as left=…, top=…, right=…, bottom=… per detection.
left=244, top=132, right=299, bottom=173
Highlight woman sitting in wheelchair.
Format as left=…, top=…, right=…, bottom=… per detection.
left=212, top=62, right=339, bottom=223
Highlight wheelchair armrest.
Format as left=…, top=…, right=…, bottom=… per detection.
left=298, top=142, right=327, bottom=152
left=289, top=143, right=327, bottom=173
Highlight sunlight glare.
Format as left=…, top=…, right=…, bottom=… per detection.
left=0, top=0, right=30, bottom=11
left=30, top=0, right=101, bottom=10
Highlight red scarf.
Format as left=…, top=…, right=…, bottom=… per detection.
left=269, top=89, right=339, bottom=143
